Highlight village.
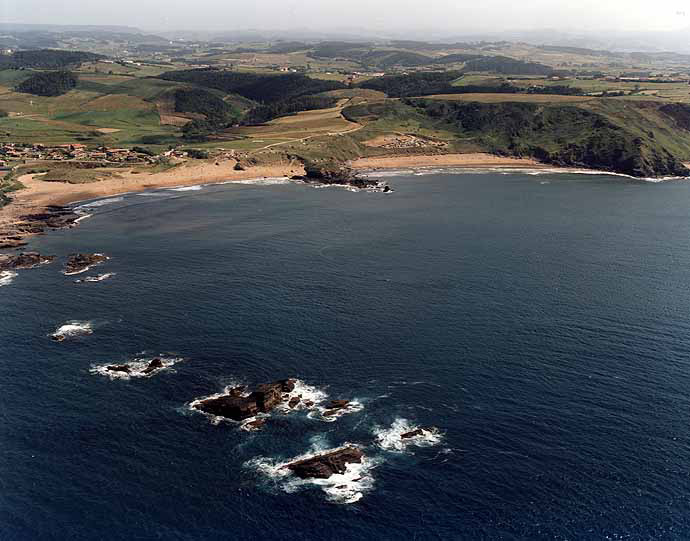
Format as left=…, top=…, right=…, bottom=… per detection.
left=0, top=142, right=200, bottom=168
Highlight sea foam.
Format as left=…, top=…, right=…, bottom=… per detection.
left=374, top=418, right=443, bottom=452
left=90, top=355, right=183, bottom=380
left=51, top=321, right=94, bottom=340
left=0, top=271, right=17, bottom=287
left=246, top=444, right=378, bottom=504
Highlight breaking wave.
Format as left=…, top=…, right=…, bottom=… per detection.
left=221, top=177, right=291, bottom=186
left=0, top=270, right=17, bottom=287
left=374, top=418, right=443, bottom=452
left=246, top=444, right=378, bottom=504
left=74, top=273, right=116, bottom=283
left=90, top=355, right=183, bottom=380
left=75, top=197, right=124, bottom=212
left=361, top=166, right=688, bottom=183
left=169, top=185, right=202, bottom=192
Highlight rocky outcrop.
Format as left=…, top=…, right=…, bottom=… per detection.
left=193, top=379, right=296, bottom=421
left=0, top=252, right=54, bottom=270
left=401, top=428, right=432, bottom=440
left=292, top=161, right=389, bottom=191
left=63, top=253, right=108, bottom=275
left=105, top=358, right=164, bottom=375
left=285, top=447, right=364, bottom=479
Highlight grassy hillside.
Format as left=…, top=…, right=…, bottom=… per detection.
left=343, top=98, right=690, bottom=177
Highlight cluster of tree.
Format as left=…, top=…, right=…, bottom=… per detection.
left=526, top=85, right=585, bottom=96
left=307, top=41, right=373, bottom=59
left=358, top=50, right=433, bottom=68
left=15, top=70, right=78, bottom=96
left=173, top=87, right=237, bottom=123
left=242, top=95, right=338, bottom=125
left=0, top=49, right=103, bottom=69
left=158, top=69, right=345, bottom=104
left=266, top=41, right=309, bottom=54
left=463, top=56, right=554, bottom=76
left=358, top=72, right=461, bottom=97
left=434, top=53, right=484, bottom=64
left=405, top=98, right=688, bottom=178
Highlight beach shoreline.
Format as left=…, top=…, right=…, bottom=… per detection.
left=0, top=152, right=641, bottom=249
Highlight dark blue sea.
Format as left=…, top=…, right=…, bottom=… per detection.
left=3, top=171, right=690, bottom=540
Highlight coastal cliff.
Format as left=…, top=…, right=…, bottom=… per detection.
left=343, top=99, right=690, bottom=178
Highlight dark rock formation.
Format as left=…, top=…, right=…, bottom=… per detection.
left=194, top=379, right=297, bottom=421
left=244, top=419, right=266, bottom=430
left=63, top=253, right=108, bottom=275
left=286, top=447, right=364, bottom=479
left=51, top=334, right=66, bottom=342
left=142, top=358, right=164, bottom=374
left=401, top=428, right=426, bottom=439
left=323, top=399, right=351, bottom=416
left=288, top=396, right=301, bottom=409
left=106, top=364, right=131, bottom=373
left=0, top=252, right=55, bottom=270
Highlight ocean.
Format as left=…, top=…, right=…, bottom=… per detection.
left=3, top=171, right=690, bottom=539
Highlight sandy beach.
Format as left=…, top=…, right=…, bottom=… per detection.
left=0, top=153, right=544, bottom=247
left=350, top=153, right=542, bottom=170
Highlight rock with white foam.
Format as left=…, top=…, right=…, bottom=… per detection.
left=91, top=356, right=182, bottom=380
left=285, top=447, right=364, bottom=479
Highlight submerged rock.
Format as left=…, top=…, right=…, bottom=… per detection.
left=286, top=447, right=364, bottom=479
left=0, top=252, right=55, bottom=271
left=63, top=253, right=109, bottom=275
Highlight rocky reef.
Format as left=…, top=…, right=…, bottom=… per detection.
left=0, top=251, right=55, bottom=270
left=285, top=447, right=364, bottom=479
left=0, top=205, right=81, bottom=249
left=106, top=358, right=164, bottom=376
left=193, top=379, right=296, bottom=421
left=63, top=253, right=109, bottom=275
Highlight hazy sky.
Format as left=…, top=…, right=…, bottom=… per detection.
left=1, top=0, right=689, bottom=34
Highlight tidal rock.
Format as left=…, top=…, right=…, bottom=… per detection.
left=0, top=252, right=55, bottom=271
left=400, top=428, right=426, bottom=440
left=63, top=253, right=109, bottom=275
left=51, top=334, right=66, bottom=342
left=286, top=447, right=364, bottom=479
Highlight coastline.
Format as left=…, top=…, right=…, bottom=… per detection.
left=0, top=152, right=664, bottom=249
left=0, top=153, right=547, bottom=249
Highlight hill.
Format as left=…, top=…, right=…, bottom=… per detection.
left=463, top=56, right=554, bottom=76
left=343, top=98, right=690, bottom=178
left=0, top=49, right=104, bottom=69
left=15, top=71, right=78, bottom=97
left=158, top=69, right=345, bottom=103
